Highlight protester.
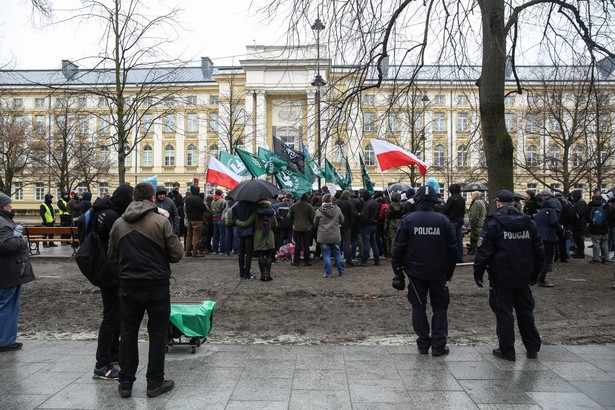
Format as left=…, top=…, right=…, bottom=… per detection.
left=336, top=190, right=360, bottom=266
left=0, top=192, right=35, bottom=352
left=288, top=193, right=315, bottom=266
left=211, top=189, right=227, bottom=255
left=184, top=185, right=206, bottom=257
left=167, top=182, right=186, bottom=241
left=523, top=189, right=540, bottom=217
left=253, top=199, right=277, bottom=281
left=273, top=193, right=294, bottom=251
left=225, top=196, right=239, bottom=256
left=570, top=189, right=587, bottom=259
left=83, top=185, right=134, bottom=381
left=442, top=183, right=466, bottom=263
left=359, top=190, right=380, bottom=266
left=68, top=192, right=81, bottom=223
left=586, top=188, right=609, bottom=264
left=468, top=191, right=488, bottom=255
left=108, top=182, right=184, bottom=398
left=391, top=185, right=457, bottom=356
left=80, top=192, right=93, bottom=214
left=314, top=194, right=345, bottom=278
left=375, top=192, right=389, bottom=257
left=154, top=186, right=180, bottom=235
left=384, top=192, right=404, bottom=258
left=474, top=190, right=544, bottom=361
left=39, top=193, right=57, bottom=247
left=533, top=191, right=563, bottom=287
left=234, top=200, right=257, bottom=280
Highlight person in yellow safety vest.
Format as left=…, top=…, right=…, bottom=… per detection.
left=57, top=191, right=72, bottom=245
left=39, top=193, right=57, bottom=247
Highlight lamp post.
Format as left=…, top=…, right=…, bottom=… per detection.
left=311, top=15, right=326, bottom=191
left=421, top=94, right=429, bottom=185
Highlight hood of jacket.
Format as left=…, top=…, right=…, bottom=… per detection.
left=493, top=205, right=531, bottom=232
left=319, top=202, right=338, bottom=216
left=82, top=192, right=92, bottom=201
left=541, top=197, right=560, bottom=211
left=122, top=200, right=159, bottom=223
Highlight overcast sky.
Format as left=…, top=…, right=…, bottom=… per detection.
left=0, top=0, right=288, bottom=69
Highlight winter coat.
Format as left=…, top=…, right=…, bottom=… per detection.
left=360, top=198, right=380, bottom=225
left=533, top=198, right=563, bottom=243
left=571, top=197, right=587, bottom=230
left=80, top=192, right=92, bottom=214
left=586, top=198, right=609, bottom=235
left=443, top=193, right=466, bottom=223
left=108, top=200, right=183, bottom=287
left=288, top=199, right=315, bottom=232
left=253, top=207, right=277, bottom=251
left=154, top=194, right=180, bottom=235
left=185, top=192, right=206, bottom=221
left=469, top=199, right=488, bottom=232
left=335, top=197, right=359, bottom=230
left=0, top=210, right=35, bottom=288
left=314, top=203, right=344, bottom=244
left=211, top=196, right=227, bottom=219
left=234, top=201, right=257, bottom=237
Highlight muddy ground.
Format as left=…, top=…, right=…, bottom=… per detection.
left=19, top=254, right=615, bottom=346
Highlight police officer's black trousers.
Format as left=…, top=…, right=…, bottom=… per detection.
left=489, top=285, right=541, bottom=357
left=406, top=278, right=450, bottom=351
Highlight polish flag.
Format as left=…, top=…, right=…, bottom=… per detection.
left=206, top=157, right=243, bottom=189
left=370, top=139, right=427, bottom=174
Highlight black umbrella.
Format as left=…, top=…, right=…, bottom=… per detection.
left=461, top=182, right=488, bottom=192
left=388, top=182, right=412, bottom=192
left=227, top=179, right=282, bottom=202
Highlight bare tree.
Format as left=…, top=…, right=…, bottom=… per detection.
left=260, top=0, right=615, bottom=203
left=0, top=96, right=33, bottom=195
left=216, top=71, right=251, bottom=154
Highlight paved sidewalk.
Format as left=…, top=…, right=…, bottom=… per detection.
left=1, top=340, right=614, bottom=409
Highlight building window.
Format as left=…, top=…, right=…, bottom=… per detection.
left=548, top=146, right=560, bottom=168
left=209, top=144, right=219, bottom=160
left=186, top=95, right=197, bottom=105
left=598, top=114, right=610, bottom=133
left=164, top=97, right=175, bottom=106
left=457, top=95, right=468, bottom=105
left=364, top=144, right=375, bottom=166
left=434, top=112, right=445, bottom=132
left=56, top=116, right=67, bottom=133
left=124, top=151, right=132, bottom=167
left=13, top=98, right=23, bottom=108
left=527, top=183, right=537, bottom=191
left=334, top=140, right=345, bottom=162
left=187, top=145, right=198, bottom=166
left=187, top=113, right=198, bottom=132
left=164, top=114, right=175, bottom=133
left=504, top=95, right=515, bottom=106
left=527, top=146, right=538, bottom=167
left=457, top=112, right=468, bottom=132
left=549, top=115, right=560, bottom=132
left=100, top=146, right=110, bottom=163
left=35, top=183, right=45, bottom=201
left=209, top=113, right=219, bottom=132
left=142, top=114, right=153, bottom=134
left=526, top=114, right=538, bottom=133
left=363, top=112, right=375, bottom=132
left=98, top=97, right=108, bottom=107
left=142, top=145, right=153, bottom=167
left=363, top=95, right=374, bottom=105
left=35, top=115, right=45, bottom=133
left=572, top=146, right=583, bottom=167
left=504, top=113, right=515, bottom=132
left=233, top=104, right=246, bottom=125
left=78, top=115, right=88, bottom=134
left=209, top=95, right=219, bottom=105
left=35, top=98, right=45, bottom=108
left=413, top=114, right=422, bottom=132
left=78, top=97, right=87, bottom=107
left=434, top=145, right=445, bottom=167
left=13, top=182, right=23, bottom=200
left=144, top=97, right=153, bottom=106
left=99, top=115, right=110, bottom=133
left=99, top=183, right=109, bottom=197
left=527, top=96, right=536, bottom=106
left=434, top=95, right=445, bottom=105
left=457, top=145, right=468, bottom=167
left=165, top=145, right=175, bottom=166
left=388, top=112, right=399, bottom=132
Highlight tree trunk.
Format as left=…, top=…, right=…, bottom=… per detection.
left=478, top=0, right=514, bottom=210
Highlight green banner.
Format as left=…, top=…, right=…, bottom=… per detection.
left=302, top=143, right=324, bottom=178
left=275, top=168, right=313, bottom=196
left=342, top=157, right=353, bottom=190
left=257, top=147, right=288, bottom=175
left=324, top=159, right=345, bottom=187
left=360, top=154, right=374, bottom=194
left=219, top=152, right=250, bottom=177
left=235, top=147, right=267, bottom=178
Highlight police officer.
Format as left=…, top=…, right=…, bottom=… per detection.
left=391, top=185, right=457, bottom=356
left=473, top=190, right=544, bottom=361
left=57, top=191, right=72, bottom=245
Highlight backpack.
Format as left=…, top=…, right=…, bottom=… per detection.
left=222, top=202, right=237, bottom=227
left=75, top=210, right=118, bottom=288
left=590, top=205, right=605, bottom=226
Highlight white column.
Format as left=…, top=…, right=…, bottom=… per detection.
left=244, top=90, right=255, bottom=151
left=255, top=91, right=267, bottom=152
left=175, top=113, right=185, bottom=168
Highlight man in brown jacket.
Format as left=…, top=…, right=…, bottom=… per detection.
left=289, top=192, right=315, bottom=266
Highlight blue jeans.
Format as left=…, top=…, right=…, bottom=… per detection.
left=212, top=220, right=226, bottom=253
left=226, top=226, right=238, bottom=255
left=451, top=221, right=464, bottom=262
left=320, top=243, right=344, bottom=277
left=0, top=286, right=21, bottom=347
left=360, top=225, right=379, bottom=264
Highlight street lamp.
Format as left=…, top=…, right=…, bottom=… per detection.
left=421, top=94, right=429, bottom=185
left=311, top=15, right=326, bottom=191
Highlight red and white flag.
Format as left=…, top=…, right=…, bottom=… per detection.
left=370, top=138, right=427, bottom=174
left=206, top=156, right=243, bottom=189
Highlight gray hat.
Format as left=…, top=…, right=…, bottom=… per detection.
left=538, top=189, right=552, bottom=197
left=0, top=192, right=12, bottom=207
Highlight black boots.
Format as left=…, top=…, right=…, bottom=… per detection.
left=260, top=271, right=273, bottom=281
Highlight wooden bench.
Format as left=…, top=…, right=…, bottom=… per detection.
left=22, top=225, right=79, bottom=256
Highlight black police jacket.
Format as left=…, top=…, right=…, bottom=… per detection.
left=391, top=202, right=457, bottom=282
left=473, top=206, right=544, bottom=289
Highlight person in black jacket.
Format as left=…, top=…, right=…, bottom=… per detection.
left=523, top=189, right=540, bottom=217
left=391, top=185, right=457, bottom=356
left=442, top=183, right=466, bottom=262
left=81, top=184, right=134, bottom=381
left=570, top=190, right=587, bottom=258
left=359, top=190, right=381, bottom=266
left=336, top=190, right=360, bottom=266
left=586, top=188, right=609, bottom=264
left=533, top=195, right=563, bottom=287
left=184, top=185, right=206, bottom=257
left=167, top=182, right=185, bottom=240
left=474, top=190, right=544, bottom=361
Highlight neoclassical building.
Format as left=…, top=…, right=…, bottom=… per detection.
left=1, top=45, right=614, bottom=210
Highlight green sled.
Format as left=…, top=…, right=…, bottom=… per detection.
left=169, top=300, right=216, bottom=338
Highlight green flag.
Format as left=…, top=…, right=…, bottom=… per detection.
left=359, top=154, right=374, bottom=194
left=257, top=146, right=288, bottom=175
left=342, top=157, right=353, bottom=190
left=219, top=152, right=251, bottom=177
left=275, top=168, right=313, bottom=197
left=324, top=159, right=345, bottom=187
left=301, top=143, right=324, bottom=178
left=235, top=147, right=267, bottom=177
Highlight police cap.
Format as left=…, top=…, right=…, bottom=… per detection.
left=495, top=190, right=515, bottom=203
left=414, top=185, right=438, bottom=204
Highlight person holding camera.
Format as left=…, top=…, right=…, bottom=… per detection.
left=390, top=185, right=457, bottom=357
